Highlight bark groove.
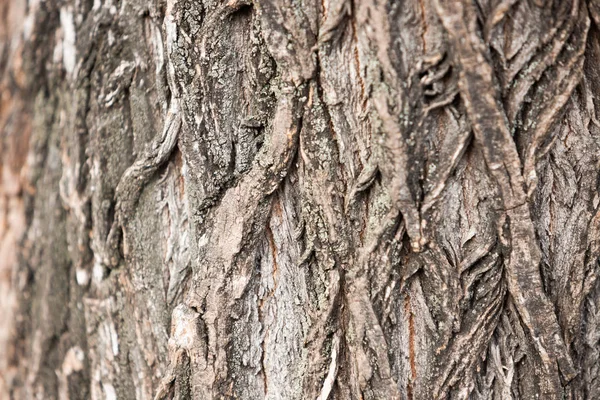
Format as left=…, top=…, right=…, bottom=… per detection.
left=2, top=0, right=600, bottom=399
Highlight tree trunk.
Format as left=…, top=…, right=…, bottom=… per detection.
left=2, top=0, right=600, bottom=398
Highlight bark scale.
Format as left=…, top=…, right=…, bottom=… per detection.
left=1, top=0, right=600, bottom=399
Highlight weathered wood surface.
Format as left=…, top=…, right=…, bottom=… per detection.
left=2, top=0, right=600, bottom=398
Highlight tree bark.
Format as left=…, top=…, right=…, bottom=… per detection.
left=2, top=0, right=600, bottom=398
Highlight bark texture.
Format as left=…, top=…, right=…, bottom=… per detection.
left=2, top=0, right=600, bottom=398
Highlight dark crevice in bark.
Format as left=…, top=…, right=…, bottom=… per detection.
left=4, top=0, right=600, bottom=399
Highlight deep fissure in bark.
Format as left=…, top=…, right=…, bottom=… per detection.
left=2, top=0, right=600, bottom=399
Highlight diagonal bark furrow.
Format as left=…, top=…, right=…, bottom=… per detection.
left=356, top=0, right=472, bottom=253
left=531, top=83, right=600, bottom=399
left=183, top=86, right=305, bottom=397
left=297, top=81, right=349, bottom=399
left=299, top=75, right=402, bottom=398
left=520, top=12, right=589, bottom=196
left=504, top=0, right=580, bottom=125
left=102, top=0, right=234, bottom=269
left=418, top=51, right=470, bottom=215
left=83, top=4, right=152, bottom=279
left=345, top=274, right=402, bottom=399
left=415, top=140, right=506, bottom=398
left=432, top=269, right=505, bottom=398
left=496, top=0, right=574, bottom=90
left=418, top=50, right=471, bottom=215
left=354, top=0, right=426, bottom=252
left=6, top=0, right=600, bottom=399
left=160, top=1, right=317, bottom=396
left=420, top=106, right=471, bottom=214
left=102, top=0, right=264, bottom=270
left=482, top=0, right=520, bottom=43
left=314, top=8, right=422, bottom=394
left=104, top=104, right=181, bottom=267
left=172, top=0, right=278, bottom=261
left=353, top=2, right=503, bottom=397
left=433, top=0, right=577, bottom=394
left=475, top=301, right=530, bottom=399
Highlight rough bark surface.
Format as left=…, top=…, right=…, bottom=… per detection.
left=2, top=0, right=600, bottom=399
